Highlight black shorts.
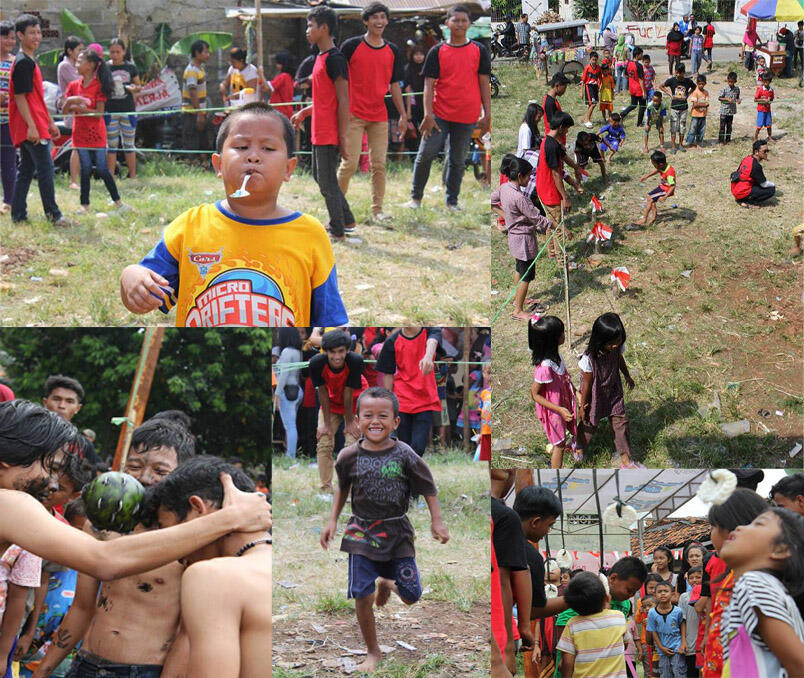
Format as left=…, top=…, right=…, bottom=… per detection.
left=575, top=146, right=602, bottom=168
left=584, top=83, right=600, bottom=105
left=516, top=258, right=536, bottom=282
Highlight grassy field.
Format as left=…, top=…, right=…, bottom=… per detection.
left=490, top=60, right=803, bottom=469
left=272, top=450, right=490, bottom=677
left=0, top=159, right=489, bottom=326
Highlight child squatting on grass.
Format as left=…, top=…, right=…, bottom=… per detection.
left=120, top=101, right=348, bottom=328
left=320, top=386, right=449, bottom=673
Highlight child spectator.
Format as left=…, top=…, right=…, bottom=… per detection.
left=291, top=7, right=355, bottom=239
left=661, top=63, right=696, bottom=153
left=717, top=72, right=740, bottom=144
left=320, top=386, right=449, bottom=673
left=491, top=157, right=550, bottom=320
left=678, top=566, right=703, bottom=677
left=754, top=72, right=774, bottom=142
left=0, top=21, right=16, bottom=215
left=642, top=53, right=656, bottom=99
left=690, top=26, right=704, bottom=75
left=574, top=131, right=607, bottom=182
left=407, top=4, right=491, bottom=210
left=634, top=150, right=676, bottom=227
left=576, top=312, right=638, bottom=468
left=755, top=55, right=768, bottom=84
left=477, top=361, right=491, bottom=461
left=404, top=45, right=426, bottom=141
left=120, top=102, right=348, bottom=327
left=580, top=50, right=601, bottom=128
left=720, top=508, right=804, bottom=677
left=0, top=545, right=42, bottom=673
left=685, top=75, right=708, bottom=149
left=643, top=91, right=667, bottom=153
left=517, top=101, right=543, bottom=157
left=599, top=112, right=626, bottom=162
left=528, top=315, right=578, bottom=468
left=557, top=571, right=632, bottom=677
left=57, top=35, right=84, bottom=189
left=601, top=47, right=612, bottom=68
left=599, top=63, right=615, bottom=122
left=8, top=13, right=68, bottom=225
left=263, top=52, right=295, bottom=119
left=636, top=585, right=660, bottom=677
left=63, top=49, right=127, bottom=214
left=647, top=580, right=687, bottom=677
left=106, top=38, right=140, bottom=180
left=516, top=13, right=531, bottom=50
left=703, top=19, right=716, bottom=71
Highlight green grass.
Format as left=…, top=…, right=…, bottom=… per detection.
left=0, top=157, right=489, bottom=325
left=490, top=60, right=803, bottom=469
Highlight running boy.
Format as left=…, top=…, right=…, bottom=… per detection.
left=120, top=102, right=348, bottom=327
left=633, top=150, right=675, bottom=227
left=321, top=386, right=449, bottom=673
left=754, top=71, right=774, bottom=141
left=291, top=7, right=355, bottom=239
left=580, top=51, right=601, bottom=127
left=717, top=71, right=740, bottom=144
left=599, top=112, right=626, bottom=162
left=643, top=90, right=666, bottom=153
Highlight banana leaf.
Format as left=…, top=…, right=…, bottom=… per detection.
left=36, top=48, right=65, bottom=68
left=151, top=23, right=173, bottom=60
left=60, top=8, right=95, bottom=44
left=131, top=41, right=161, bottom=73
left=168, top=31, right=232, bottom=56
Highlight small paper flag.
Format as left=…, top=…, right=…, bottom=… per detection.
left=590, top=195, right=603, bottom=213
left=610, top=266, right=631, bottom=291
left=586, top=221, right=613, bottom=243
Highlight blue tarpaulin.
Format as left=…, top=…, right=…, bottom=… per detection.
left=599, top=0, right=622, bottom=34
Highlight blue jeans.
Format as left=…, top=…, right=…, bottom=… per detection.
left=66, top=654, right=162, bottom=678
left=691, top=50, right=702, bottom=73
left=278, top=388, right=302, bottom=458
left=11, top=139, right=61, bottom=222
left=657, top=650, right=686, bottom=678
left=411, top=116, right=474, bottom=206
left=615, top=64, right=627, bottom=92
left=685, top=116, right=706, bottom=145
left=77, top=147, right=120, bottom=206
left=397, top=410, right=433, bottom=456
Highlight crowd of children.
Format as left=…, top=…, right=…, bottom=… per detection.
left=491, top=470, right=804, bottom=678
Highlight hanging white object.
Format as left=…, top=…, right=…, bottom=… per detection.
left=696, top=469, right=737, bottom=505
left=229, top=173, right=251, bottom=198
left=599, top=572, right=610, bottom=595
left=555, top=549, right=573, bottom=569
left=545, top=583, right=559, bottom=599
left=602, top=501, right=638, bottom=528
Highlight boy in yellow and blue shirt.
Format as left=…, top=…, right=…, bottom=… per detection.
left=120, top=102, right=348, bottom=327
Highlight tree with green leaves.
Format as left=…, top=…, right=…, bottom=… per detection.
left=0, top=329, right=271, bottom=463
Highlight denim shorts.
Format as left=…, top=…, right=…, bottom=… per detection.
left=347, top=553, right=422, bottom=602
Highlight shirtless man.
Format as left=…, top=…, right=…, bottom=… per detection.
left=154, top=457, right=271, bottom=678
left=0, top=400, right=271, bottom=597
left=33, top=420, right=196, bottom=677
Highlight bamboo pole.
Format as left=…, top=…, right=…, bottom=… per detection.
left=255, top=0, right=264, bottom=98
left=462, top=327, right=471, bottom=454
left=112, top=328, right=166, bottom=471
left=560, top=205, right=573, bottom=347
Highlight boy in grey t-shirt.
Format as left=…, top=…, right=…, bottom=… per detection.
left=677, top=566, right=703, bottom=676
left=718, top=71, right=741, bottom=144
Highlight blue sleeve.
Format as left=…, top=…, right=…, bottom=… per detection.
left=138, top=239, right=179, bottom=313
left=310, top=266, right=348, bottom=326
left=646, top=610, right=657, bottom=632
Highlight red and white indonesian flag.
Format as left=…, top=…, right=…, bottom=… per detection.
left=590, top=195, right=603, bottom=213
left=610, top=266, right=630, bottom=291
left=587, top=221, right=613, bottom=243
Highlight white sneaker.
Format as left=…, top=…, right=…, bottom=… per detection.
left=446, top=203, right=463, bottom=212
left=404, top=199, right=422, bottom=209
left=343, top=224, right=357, bottom=235
left=371, top=212, right=390, bottom=223
left=584, top=121, right=594, bottom=128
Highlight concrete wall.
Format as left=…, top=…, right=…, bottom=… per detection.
left=589, top=20, right=795, bottom=46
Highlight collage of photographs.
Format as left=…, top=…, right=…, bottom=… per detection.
left=0, top=0, right=800, bottom=676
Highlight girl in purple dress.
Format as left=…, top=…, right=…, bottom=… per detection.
left=577, top=312, right=641, bottom=468
left=528, top=315, right=579, bottom=468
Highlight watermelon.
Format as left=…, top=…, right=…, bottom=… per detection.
left=82, top=472, right=145, bottom=533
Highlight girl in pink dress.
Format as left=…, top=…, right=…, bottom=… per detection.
left=528, top=315, right=579, bottom=468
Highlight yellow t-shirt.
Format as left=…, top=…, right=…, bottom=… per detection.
left=182, top=62, right=207, bottom=111
left=139, top=202, right=347, bottom=327
left=556, top=609, right=631, bottom=678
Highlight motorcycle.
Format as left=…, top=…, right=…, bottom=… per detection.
left=491, top=25, right=530, bottom=61
left=490, top=72, right=500, bottom=98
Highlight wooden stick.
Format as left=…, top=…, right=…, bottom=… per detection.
left=561, top=205, right=573, bottom=346
left=255, top=0, right=264, bottom=98
left=463, top=327, right=471, bottom=454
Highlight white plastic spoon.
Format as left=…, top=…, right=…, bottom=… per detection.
left=229, top=173, right=251, bottom=198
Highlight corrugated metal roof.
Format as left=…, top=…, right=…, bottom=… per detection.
left=630, top=517, right=712, bottom=553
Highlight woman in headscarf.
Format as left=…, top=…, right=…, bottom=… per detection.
left=666, top=22, right=685, bottom=75
left=613, top=34, right=629, bottom=93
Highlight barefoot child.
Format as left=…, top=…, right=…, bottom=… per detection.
left=120, top=101, right=348, bottom=327
left=643, top=91, right=666, bottom=153
left=599, top=112, right=626, bottom=162
left=321, top=386, right=449, bottom=673
left=491, top=157, right=551, bottom=320
left=528, top=315, right=578, bottom=468
left=753, top=72, right=774, bottom=142
left=634, top=150, right=675, bottom=227
left=576, top=312, right=639, bottom=468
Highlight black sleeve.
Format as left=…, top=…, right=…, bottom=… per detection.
left=491, top=498, right=528, bottom=571
left=686, top=78, right=696, bottom=95
left=636, top=63, right=644, bottom=79
left=308, top=353, right=327, bottom=387
left=344, top=353, right=365, bottom=388
left=295, top=54, right=316, bottom=81
left=425, top=327, right=442, bottom=347
left=374, top=335, right=398, bottom=375
left=476, top=41, right=492, bottom=76
left=11, top=55, right=35, bottom=94
left=545, top=137, right=561, bottom=170
left=749, top=157, right=766, bottom=185
left=422, top=43, right=442, bottom=79
left=325, top=50, right=349, bottom=82
left=389, top=42, right=405, bottom=83
left=339, top=36, right=361, bottom=63
left=526, top=543, right=548, bottom=608
left=544, top=96, right=557, bottom=123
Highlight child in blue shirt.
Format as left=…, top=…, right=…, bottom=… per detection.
left=599, top=112, right=626, bottom=162
left=647, top=580, right=686, bottom=678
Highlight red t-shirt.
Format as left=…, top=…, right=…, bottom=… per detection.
left=341, top=37, right=404, bottom=122
left=581, top=63, right=601, bottom=85
left=667, top=38, right=682, bottom=56
left=269, top=71, right=294, bottom=118
left=536, top=135, right=565, bottom=207
left=8, top=52, right=51, bottom=147
left=422, top=40, right=491, bottom=125
left=65, top=78, right=107, bottom=148
left=311, top=48, right=348, bottom=146
left=659, top=165, right=676, bottom=191
left=627, top=60, right=644, bottom=97
left=309, top=351, right=368, bottom=415
left=755, top=84, right=774, bottom=112
left=703, top=24, right=716, bottom=49
left=375, top=328, right=441, bottom=414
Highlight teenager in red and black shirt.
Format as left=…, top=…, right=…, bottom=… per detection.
left=542, top=72, right=569, bottom=142
left=291, top=7, right=355, bottom=240
left=580, top=51, right=602, bottom=127
left=8, top=14, right=66, bottom=225
left=375, top=327, right=442, bottom=456
left=336, top=3, right=406, bottom=221
left=620, top=46, right=647, bottom=127
left=408, top=5, right=491, bottom=209
left=309, top=329, right=368, bottom=491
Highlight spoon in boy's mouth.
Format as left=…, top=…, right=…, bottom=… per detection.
left=229, top=173, right=252, bottom=198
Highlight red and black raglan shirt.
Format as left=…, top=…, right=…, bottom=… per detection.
left=375, top=328, right=442, bottom=414
left=311, top=47, right=349, bottom=146
left=308, top=351, right=368, bottom=415
left=340, top=36, right=404, bottom=122
left=421, top=40, right=491, bottom=125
